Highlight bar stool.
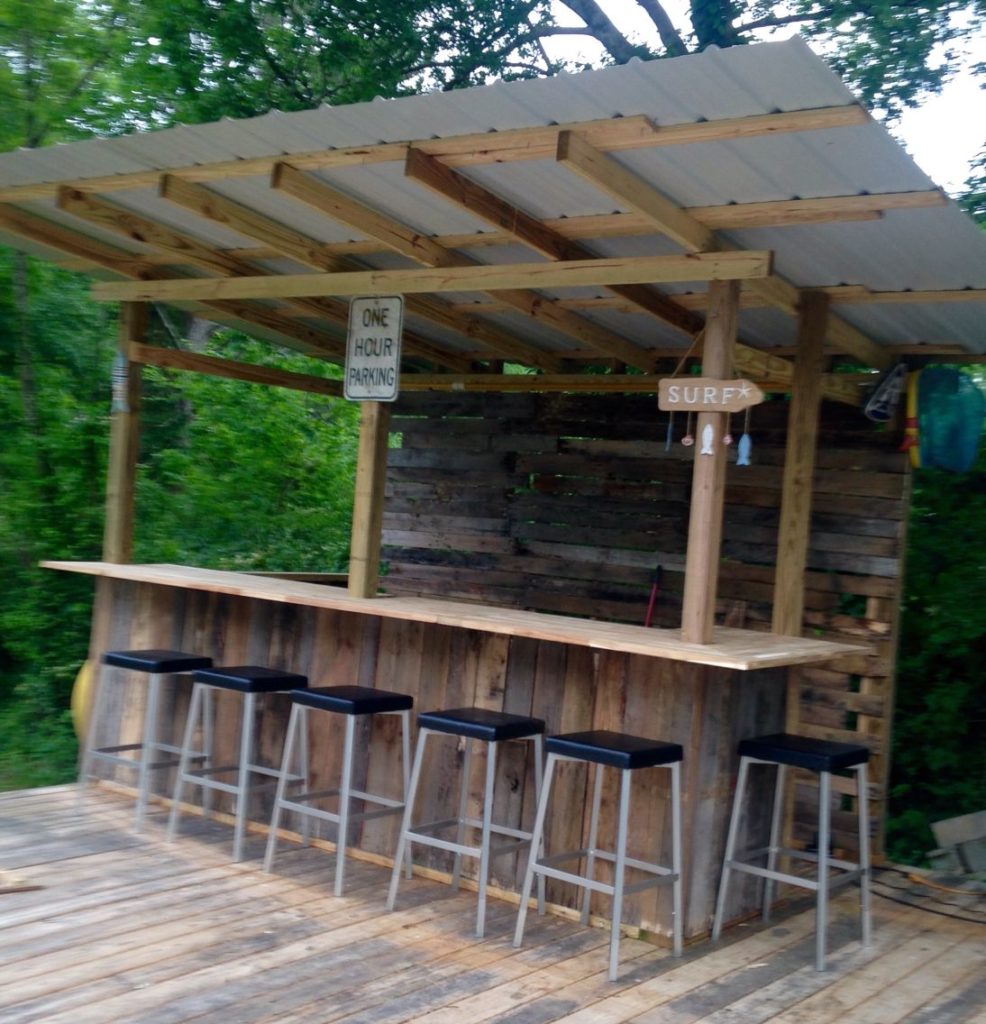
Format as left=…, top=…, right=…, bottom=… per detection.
left=513, top=730, right=683, bottom=981
left=167, top=666, right=308, bottom=861
left=264, top=685, right=413, bottom=896
left=387, top=707, right=546, bottom=938
left=77, top=649, right=213, bottom=829
left=711, top=732, right=871, bottom=971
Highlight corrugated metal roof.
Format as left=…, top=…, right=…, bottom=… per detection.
left=0, top=36, right=983, bottom=360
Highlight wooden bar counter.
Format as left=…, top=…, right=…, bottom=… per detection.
left=47, top=561, right=867, bottom=942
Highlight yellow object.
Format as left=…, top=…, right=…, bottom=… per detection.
left=902, top=371, right=921, bottom=469
left=71, top=659, right=95, bottom=740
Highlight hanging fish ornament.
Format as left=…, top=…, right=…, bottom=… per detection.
left=736, top=432, right=752, bottom=466
left=736, top=406, right=753, bottom=466
left=700, top=422, right=715, bottom=455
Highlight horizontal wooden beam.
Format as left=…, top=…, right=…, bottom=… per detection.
left=92, top=251, right=773, bottom=303
left=130, top=343, right=344, bottom=396
left=0, top=105, right=869, bottom=203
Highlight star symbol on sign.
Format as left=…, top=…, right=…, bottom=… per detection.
left=738, top=382, right=752, bottom=399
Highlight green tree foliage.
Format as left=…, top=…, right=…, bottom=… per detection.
left=888, top=441, right=986, bottom=864
left=134, top=334, right=359, bottom=571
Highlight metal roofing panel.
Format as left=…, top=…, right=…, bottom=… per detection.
left=0, top=37, right=984, bottom=360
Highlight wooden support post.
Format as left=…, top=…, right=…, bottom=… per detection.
left=772, top=291, right=830, bottom=637
left=102, top=302, right=146, bottom=563
left=680, top=280, right=739, bottom=644
left=348, top=401, right=391, bottom=598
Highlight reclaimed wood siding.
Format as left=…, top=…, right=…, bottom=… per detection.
left=382, top=392, right=910, bottom=857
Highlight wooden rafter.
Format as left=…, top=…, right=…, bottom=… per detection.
left=52, top=188, right=942, bottom=273
left=404, top=148, right=702, bottom=338
left=161, top=174, right=559, bottom=371
left=55, top=188, right=470, bottom=372
left=402, top=149, right=865, bottom=404
left=0, top=105, right=869, bottom=204
left=555, top=131, right=894, bottom=371
left=272, top=161, right=665, bottom=370
left=91, top=251, right=774, bottom=304
left=0, top=201, right=348, bottom=358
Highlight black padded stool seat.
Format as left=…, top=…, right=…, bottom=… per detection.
left=388, top=706, right=547, bottom=937
left=418, top=707, right=545, bottom=742
left=293, top=685, right=413, bottom=716
left=79, top=649, right=213, bottom=830
left=103, top=649, right=213, bottom=673
left=193, top=666, right=308, bottom=694
left=712, top=731, right=872, bottom=971
left=514, top=729, right=683, bottom=981
left=169, top=665, right=308, bottom=861
left=738, top=733, right=868, bottom=773
left=547, top=730, right=683, bottom=770
left=265, top=685, right=414, bottom=895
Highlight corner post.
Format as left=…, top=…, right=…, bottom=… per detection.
left=348, top=401, right=391, bottom=597
left=102, top=302, right=146, bottom=563
left=772, top=291, right=830, bottom=636
left=680, top=279, right=739, bottom=644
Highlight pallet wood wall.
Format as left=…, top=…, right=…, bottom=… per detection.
left=382, top=392, right=911, bottom=857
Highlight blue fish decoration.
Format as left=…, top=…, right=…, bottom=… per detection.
left=737, top=432, right=752, bottom=466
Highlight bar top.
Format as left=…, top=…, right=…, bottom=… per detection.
left=43, top=561, right=869, bottom=672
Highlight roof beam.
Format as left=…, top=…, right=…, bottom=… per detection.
left=56, top=187, right=470, bottom=372
left=402, top=148, right=865, bottom=404
left=404, top=148, right=702, bottom=337
left=556, top=131, right=893, bottom=371
left=0, top=201, right=349, bottom=359
left=161, top=174, right=557, bottom=371
left=91, top=251, right=774, bottom=303
left=273, top=161, right=681, bottom=370
left=130, top=342, right=344, bottom=396
left=0, top=105, right=869, bottom=204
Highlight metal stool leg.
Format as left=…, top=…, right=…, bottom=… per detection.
left=167, top=682, right=204, bottom=841
left=712, top=754, right=751, bottom=941
left=816, top=769, right=831, bottom=971
left=451, top=738, right=474, bottom=892
left=857, top=762, right=872, bottom=947
left=581, top=759, right=605, bottom=926
left=232, top=691, right=257, bottom=863
left=532, top=733, right=546, bottom=915
left=608, top=767, right=632, bottom=982
left=135, top=672, right=163, bottom=830
left=670, top=760, right=683, bottom=956
left=334, top=713, right=357, bottom=896
left=298, top=706, right=312, bottom=845
left=514, top=751, right=558, bottom=947
left=264, top=702, right=301, bottom=873
left=762, top=762, right=787, bottom=921
left=399, top=709, right=413, bottom=879
left=475, top=740, right=498, bottom=938
left=201, top=686, right=215, bottom=819
left=387, top=727, right=429, bottom=911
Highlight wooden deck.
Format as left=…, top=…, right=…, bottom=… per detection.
left=1, top=786, right=983, bottom=1024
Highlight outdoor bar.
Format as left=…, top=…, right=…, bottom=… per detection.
left=4, top=36, right=984, bottom=960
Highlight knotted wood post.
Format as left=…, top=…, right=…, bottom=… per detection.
left=772, top=291, right=830, bottom=637
left=348, top=401, right=391, bottom=598
left=102, top=302, right=146, bottom=564
left=680, top=279, right=740, bottom=644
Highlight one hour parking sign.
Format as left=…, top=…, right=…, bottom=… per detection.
left=344, top=295, right=404, bottom=401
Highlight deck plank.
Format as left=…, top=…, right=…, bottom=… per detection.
left=0, top=786, right=982, bottom=1024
